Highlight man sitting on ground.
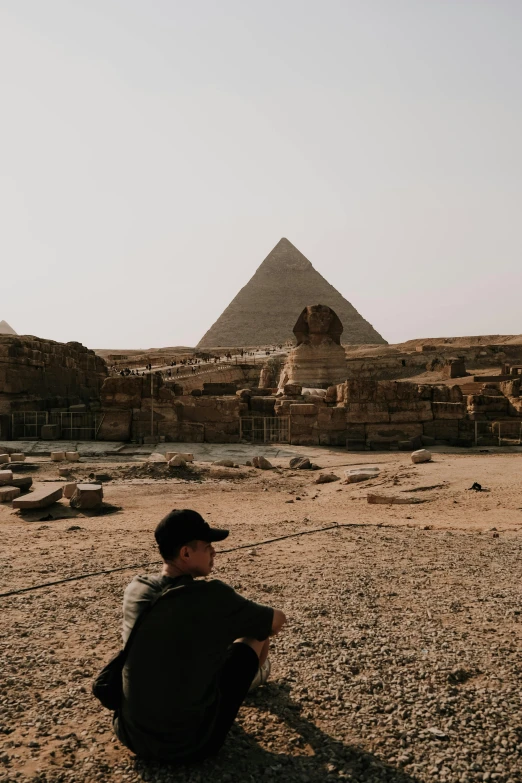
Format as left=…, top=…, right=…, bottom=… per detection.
left=114, top=509, right=286, bottom=763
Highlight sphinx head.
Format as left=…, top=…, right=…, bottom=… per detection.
left=293, top=305, right=343, bottom=346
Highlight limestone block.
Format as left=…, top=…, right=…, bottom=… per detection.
left=417, top=385, right=433, bottom=400
left=345, top=467, right=379, bottom=483
left=70, top=483, right=103, bottom=509
left=411, top=449, right=432, bottom=464
left=449, top=385, right=464, bottom=403
left=166, top=452, right=194, bottom=462
left=0, top=470, right=14, bottom=485
left=41, top=424, right=61, bottom=440
left=51, top=452, right=66, bottom=462
left=274, top=399, right=294, bottom=415
left=289, top=404, right=317, bottom=416
left=9, top=453, right=25, bottom=462
left=59, top=467, right=72, bottom=477
left=100, top=376, right=143, bottom=409
left=97, top=410, right=132, bottom=441
left=432, top=403, right=467, bottom=420
left=366, top=423, right=423, bottom=443
left=250, top=396, right=276, bottom=414
left=314, top=473, right=340, bottom=484
left=317, top=407, right=347, bottom=431
left=325, top=386, right=337, bottom=403
left=0, top=454, right=9, bottom=464
left=65, top=451, right=80, bottom=461
left=347, top=402, right=390, bottom=424
left=63, top=482, right=77, bottom=499
left=148, top=453, right=166, bottom=463
left=367, top=493, right=425, bottom=505
left=421, top=435, right=436, bottom=447
left=284, top=384, right=302, bottom=396
left=0, top=486, right=21, bottom=502
left=252, top=456, right=273, bottom=470
left=346, top=439, right=366, bottom=451
left=13, top=485, right=64, bottom=509
left=168, top=455, right=187, bottom=467
left=208, top=466, right=245, bottom=479
left=387, top=401, right=433, bottom=423
left=10, top=476, right=32, bottom=493
left=346, top=423, right=365, bottom=440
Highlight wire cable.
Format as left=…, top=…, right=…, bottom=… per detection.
left=0, top=521, right=376, bottom=599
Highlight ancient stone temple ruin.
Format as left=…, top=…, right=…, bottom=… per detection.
left=197, top=238, right=386, bottom=347
left=278, top=305, right=348, bottom=389
left=2, top=312, right=522, bottom=450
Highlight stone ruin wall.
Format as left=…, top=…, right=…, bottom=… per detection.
left=2, top=334, right=521, bottom=449
left=344, top=343, right=522, bottom=382
left=0, top=335, right=107, bottom=426
left=96, top=373, right=522, bottom=448
left=274, top=379, right=521, bottom=449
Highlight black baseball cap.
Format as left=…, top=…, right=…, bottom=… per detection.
left=155, top=509, right=229, bottom=560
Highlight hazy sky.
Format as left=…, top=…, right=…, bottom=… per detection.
left=1, top=1, right=521, bottom=348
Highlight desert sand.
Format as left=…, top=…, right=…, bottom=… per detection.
left=1, top=446, right=521, bottom=783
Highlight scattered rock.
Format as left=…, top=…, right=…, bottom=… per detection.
left=13, top=485, right=64, bottom=509
left=208, top=466, right=244, bottom=479
left=69, top=484, right=103, bottom=510
left=411, top=449, right=432, bottom=464
left=252, top=456, right=273, bottom=470
left=344, top=467, right=380, bottom=483
left=314, top=473, right=340, bottom=484
left=166, top=452, right=194, bottom=462
left=168, top=455, right=187, bottom=468
left=289, top=457, right=311, bottom=470
left=0, top=486, right=21, bottom=502
left=367, top=493, right=427, bottom=505
left=212, top=459, right=237, bottom=468
left=63, top=482, right=78, bottom=499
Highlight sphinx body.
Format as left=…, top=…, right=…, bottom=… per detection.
left=278, top=305, right=348, bottom=389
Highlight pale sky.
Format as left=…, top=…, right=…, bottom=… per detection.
left=1, top=1, right=521, bottom=349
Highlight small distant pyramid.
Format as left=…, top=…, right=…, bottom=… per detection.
left=197, top=238, right=386, bottom=347
left=0, top=320, right=17, bottom=335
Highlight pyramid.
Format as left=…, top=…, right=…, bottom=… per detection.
left=197, top=238, right=386, bottom=347
left=0, top=320, right=17, bottom=335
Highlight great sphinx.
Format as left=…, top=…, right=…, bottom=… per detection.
left=278, top=305, right=348, bottom=389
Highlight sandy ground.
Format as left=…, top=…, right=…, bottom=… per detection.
left=1, top=447, right=521, bottom=783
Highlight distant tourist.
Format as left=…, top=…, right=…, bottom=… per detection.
left=113, top=510, right=286, bottom=762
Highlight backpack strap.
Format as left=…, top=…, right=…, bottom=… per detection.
left=122, top=576, right=187, bottom=656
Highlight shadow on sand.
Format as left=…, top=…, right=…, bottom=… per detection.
left=132, top=682, right=420, bottom=782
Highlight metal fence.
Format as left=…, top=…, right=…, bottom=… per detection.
left=51, top=412, right=104, bottom=440
left=11, top=411, right=49, bottom=439
left=473, top=420, right=522, bottom=446
left=239, top=416, right=290, bottom=443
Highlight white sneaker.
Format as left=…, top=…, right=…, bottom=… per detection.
left=248, top=658, right=271, bottom=692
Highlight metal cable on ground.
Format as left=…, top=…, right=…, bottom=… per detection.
left=0, top=521, right=382, bottom=599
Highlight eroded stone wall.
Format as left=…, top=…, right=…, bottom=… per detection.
left=0, top=335, right=108, bottom=415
